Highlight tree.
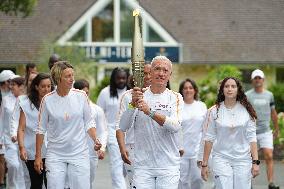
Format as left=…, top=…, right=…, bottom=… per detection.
left=0, top=0, right=37, bottom=17
left=199, top=65, right=243, bottom=108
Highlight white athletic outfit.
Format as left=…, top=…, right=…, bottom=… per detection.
left=19, top=95, right=47, bottom=160
left=0, top=90, right=11, bottom=155
left=0, top=93, right=26, bottom=189
left=116, top=89, right=137, bottom=188
left=19, top=95, right=47, bottom=188
left=178, top=100, right=207, bottom=189
left=37, top=89, right=95, bottom=189
left=97, top=86, right=127, bottom=189
left=88, top=102, right=108, bottom=189
left=10, top=96, right=22, bottom=138
left=120, top=88, right=184, bottom=189
left=204, top=102, right=257, bottom=189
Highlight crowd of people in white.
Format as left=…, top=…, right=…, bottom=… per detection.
left=0, top=55, right=280, bottom=189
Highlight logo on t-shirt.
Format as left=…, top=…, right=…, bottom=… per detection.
left=253, top=99, right=268, bottom=107
left=154, top=102, right=171, bottom=111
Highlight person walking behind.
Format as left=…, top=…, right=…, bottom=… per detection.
left=116, top=63, right=152, bottom=188
left=178, top=78, right=207, bottom=189
left=18, top=73, right=54, bottom=189
left=246, top=69, right=280, bottom=189
left=73, top=79, right=108, bottom=189
left=97, top=67, right=129, bottom=189
left=201, top=77, right=259, bottom=189
left=0, top=76, right=26, bottom=189
left=0, top=70, right=16, bottom=188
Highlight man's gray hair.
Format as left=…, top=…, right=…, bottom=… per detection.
left=150, top=55, right=172, bottom=68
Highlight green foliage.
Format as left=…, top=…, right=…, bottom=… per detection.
left=36, top=42, right=94, bottom=76
left=274, top=113, right=284, bottom=145
left=90, top=76, right=110, bottom=103
left=199, top=65, right=243, bottom=108
left=268, top=83, right=284, bottom=113
left=215, top=65, right=242, bottom=82
left=269, top=83, right=284, bottom=145
left=0, top=0, right=37, bottom=17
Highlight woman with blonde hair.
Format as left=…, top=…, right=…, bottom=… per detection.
left=34, top=61, right=100, bottom=189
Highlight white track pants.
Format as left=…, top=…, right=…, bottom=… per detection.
left=108, top=142, right=127, bottom=189
left=124, top=144, right=134, bottom=188
left=4, top=144, right=26, bottom=189
left=133, top=168, right=180, bottom=189
left=178, top=158, right=203, bottom=189
left=45, top=157, right=90, bottom=189
left=212, top=156, right=252, bottom=189
left=90, top=156, right=99, bottom=189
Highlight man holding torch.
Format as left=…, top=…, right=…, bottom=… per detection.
left=118, top=10, right=184, bottom=189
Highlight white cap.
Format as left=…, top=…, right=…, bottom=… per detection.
left=0, top=70, right=15, bottom=82
left=10, top=75, right=21, bottom=80
left=251, top=69, right=265, bottom=80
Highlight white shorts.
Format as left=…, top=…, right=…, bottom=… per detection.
left=257, top=131, right=273, bottom=149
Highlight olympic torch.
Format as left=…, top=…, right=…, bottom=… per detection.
left=131, top=9, right=144, bottom=88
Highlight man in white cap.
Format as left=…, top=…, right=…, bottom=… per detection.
left=0, top=70, right=15, bottom=100
left=0, top=69, right=15, bottom=189
left=246, top=69, right=280, bottom=189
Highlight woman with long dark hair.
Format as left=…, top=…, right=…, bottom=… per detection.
left=178, top=78, right=207, bottom=189
left=17, top=73, right=54, bottom=188
left=201, top=77, right=259, bottom=189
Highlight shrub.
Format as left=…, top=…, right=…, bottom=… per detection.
left=90, top=76, right=110, bottom=103
left=268, top=83, right=284, bottom=113
left=199, top=65, right=242, bottom=108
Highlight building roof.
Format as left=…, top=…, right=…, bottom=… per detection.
left=0, top=0, right=97, bottom=64
left=1, top=0, right=284, bottom=64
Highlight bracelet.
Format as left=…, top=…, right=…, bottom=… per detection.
left=252, top=160, right=260, bottom=165
left=149, top=110, right=156, bottom=119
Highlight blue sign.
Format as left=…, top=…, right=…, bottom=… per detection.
left=84, top=46, right=180, bottom=63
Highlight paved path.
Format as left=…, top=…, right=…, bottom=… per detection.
left=95, top=153, right=284, bottom=189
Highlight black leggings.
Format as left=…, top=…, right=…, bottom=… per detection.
left=25, top=159, right=47, bottom=189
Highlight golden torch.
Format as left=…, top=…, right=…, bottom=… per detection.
left=131, top=9, right=145, bottom=88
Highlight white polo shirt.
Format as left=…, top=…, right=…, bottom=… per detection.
left=37, top=89, right=95, bottom=160
left=181, top=100, right=207, bottom=159
left=121, top=88, right=184, bottom=169
left=19, top=95, right=47, bottom=160
left=204, top=102, right=257, bottom=160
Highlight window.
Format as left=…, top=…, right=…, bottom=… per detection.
left=120, top=0, right=135, bottom=42
left=92, top=2, right=114, bottom=42
left=148, top=26, right=164, bottom=42
left=70, top=24, right=87, bottom=42
left=63, top=0, right=174, bottom=44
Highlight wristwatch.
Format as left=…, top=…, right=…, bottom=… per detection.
left=252, top=160, right=260, bottom=165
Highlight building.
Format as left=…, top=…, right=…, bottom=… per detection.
left=1, top=0, right=284, bottom=89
